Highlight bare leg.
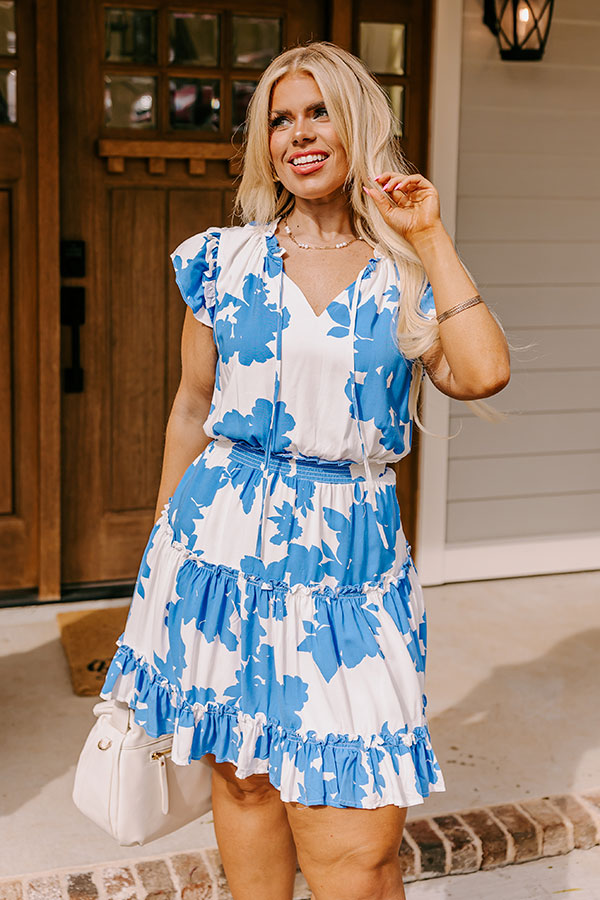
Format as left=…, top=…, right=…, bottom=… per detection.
left=207, top=756, right=298, bottom=900
left=285, top=801, right=408, bottom=900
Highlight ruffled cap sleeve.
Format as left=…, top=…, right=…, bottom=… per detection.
left=170, top=228, right=221, bottom=328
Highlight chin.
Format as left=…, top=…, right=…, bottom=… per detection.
left=284, top=182, right=347, bottom=201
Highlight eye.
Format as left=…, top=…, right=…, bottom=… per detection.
left=269, top=114, right=289, bottom=128
left=314, top=106, right=328, bottom=118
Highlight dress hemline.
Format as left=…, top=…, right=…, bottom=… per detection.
left=100, top=640, right=446, bottom=811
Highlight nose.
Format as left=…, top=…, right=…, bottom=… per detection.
left=292, top=113, right=316, bottom=144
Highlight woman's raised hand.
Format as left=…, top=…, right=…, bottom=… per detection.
left=363, top=172, right=443, bottom=244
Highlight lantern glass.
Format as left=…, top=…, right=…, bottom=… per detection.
left=490, top=0, right=554, bottom=61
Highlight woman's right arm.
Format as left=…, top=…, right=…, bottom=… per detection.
left=153, top=307, right=218, bottom=521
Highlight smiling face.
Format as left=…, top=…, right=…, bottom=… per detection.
left=268, top=72, right=350, bottom=201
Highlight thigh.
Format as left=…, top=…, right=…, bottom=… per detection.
left=285, top=800, right=408, bottom=871
left=204, top=754, right=282, bottom=802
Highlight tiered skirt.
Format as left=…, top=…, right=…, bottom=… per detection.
left=100, top=437, right=446, bottom=809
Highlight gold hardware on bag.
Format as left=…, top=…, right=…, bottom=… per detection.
left=98, top=738, right=112, bottom=751
left=151, top=748, right=172, bottom=761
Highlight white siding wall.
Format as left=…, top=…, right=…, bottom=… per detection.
left=446, top=0, right=600, bottom=550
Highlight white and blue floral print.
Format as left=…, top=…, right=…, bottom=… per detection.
left=99, top=219, right=446, bottom=809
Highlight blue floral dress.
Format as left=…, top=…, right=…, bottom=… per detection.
left=99, top=217, right=446, bottom=810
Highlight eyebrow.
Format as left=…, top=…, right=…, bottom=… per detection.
left=269, top=101, right=326, bottom=117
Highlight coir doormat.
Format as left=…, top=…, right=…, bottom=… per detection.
left=57, top=605, right=130, bottom=696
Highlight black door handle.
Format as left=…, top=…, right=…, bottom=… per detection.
left=61, top=286, right=85, bottom=393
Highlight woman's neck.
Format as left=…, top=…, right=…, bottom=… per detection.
left=286, top=196, right=356, bottom=240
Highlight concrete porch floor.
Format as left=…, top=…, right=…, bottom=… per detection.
left=1, top=569, right=599, bottom=886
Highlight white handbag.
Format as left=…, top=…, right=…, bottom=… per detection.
left=72, top=698, right=213, bottom=846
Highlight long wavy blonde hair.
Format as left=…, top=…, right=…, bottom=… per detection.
left=233, top=40, right=499, bottom=424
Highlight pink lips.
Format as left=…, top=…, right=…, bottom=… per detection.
left=287, top=155, right=328, bottom=175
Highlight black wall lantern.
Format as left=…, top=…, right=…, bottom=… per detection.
left=483, top=0, right=555, bottom=61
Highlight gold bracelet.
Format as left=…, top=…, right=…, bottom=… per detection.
left=436, top=294, right=483, bottom=325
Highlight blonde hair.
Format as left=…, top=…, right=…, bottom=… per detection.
left=233, top=40, right=503, bottom=425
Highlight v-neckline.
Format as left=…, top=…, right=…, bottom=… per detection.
left=282, top=269, right=359, bottom=320
left=267, top=219, right=382, bottom=320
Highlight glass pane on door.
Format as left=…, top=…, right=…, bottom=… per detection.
left=381, top=84, right=404, bottom=136
left=359, top=22, right=406, bottom=75
left=232, top=80, right=257, bottom=133
left=104, top=74, right=156, bottom=128
left=169, top=78, right=220, bottom=131
left=169, top=12, right=220, bottom=66
left=0, top=68, right=16, bottom=122
left=105, top=8, right=157, bottom=64
left=0, top=1, right=16, bottom=56
left=232, top=16, right=281, bottom=69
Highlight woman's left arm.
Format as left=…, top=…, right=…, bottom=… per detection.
left=364, top=172, right=510, bottom=400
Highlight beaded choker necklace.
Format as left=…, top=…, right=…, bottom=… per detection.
left=283, top=216, right=359, bottom=250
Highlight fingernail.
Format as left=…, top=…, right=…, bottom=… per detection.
left=363, top=186, right=371, bottom=194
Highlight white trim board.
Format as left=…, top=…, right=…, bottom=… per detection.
left=414, top=0, right=460, bottom=584
left=442, top=533, right=600, bottom=583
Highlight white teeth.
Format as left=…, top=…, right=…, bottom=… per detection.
left=291, top=154, right=327, bottom=166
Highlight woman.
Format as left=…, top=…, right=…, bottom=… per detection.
left=100, top=41, right=509, bottom=900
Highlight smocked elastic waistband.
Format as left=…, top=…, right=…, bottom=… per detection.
left=223, top=439, right=389, bottom=484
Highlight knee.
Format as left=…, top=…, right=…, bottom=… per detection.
left=352, top=863, right=405, bottom=900
left=318, top=856, right=403, bottom=900
left=301, top=843, right=404, bottom=900
left=209, top=758, right=279, bottom=805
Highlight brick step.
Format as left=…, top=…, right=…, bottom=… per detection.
left=1, top=790, right=599, bottom=899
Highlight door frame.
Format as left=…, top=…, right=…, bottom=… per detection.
left=37, top=0, right=62, bottom=600
left=413, top=0, right=460, bottom=586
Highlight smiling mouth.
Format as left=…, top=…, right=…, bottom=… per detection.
left=288, top=153, right=329, bottom=169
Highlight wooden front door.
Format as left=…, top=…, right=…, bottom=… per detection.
left=55, top=0, right=432, bottom=592
left=0, top=1, right=432, bottom=597
left=58, top=0, right=327, bottom=586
